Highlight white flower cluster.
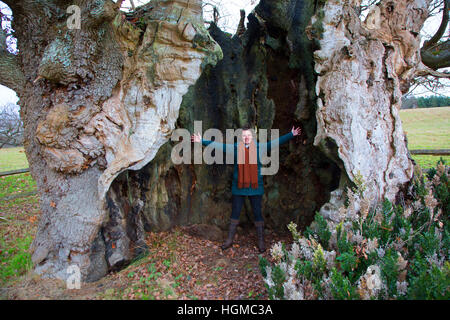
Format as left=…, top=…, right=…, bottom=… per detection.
left=265, top=242, right=307, bottom=300
left=426, top=252, right=446, bottom=269
left=265, top=237, right=340, bottom=300
left=264, top=266, right=274, bottom=288
left=324, top=250, right=336, bottom=270
left=319, top=275, right=333, bottom=300
left=396, top=281, right=408, bottom=296
left=270, top=241, right=284, bottom=263
left=367, top=238, right=378, bottom=253
left=356, top=265, right=386, bottom=300
left=298, top=238, right=314, bottom=260
left=283, top=279, right=304, bottom=300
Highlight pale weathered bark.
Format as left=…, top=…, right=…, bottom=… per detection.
left=4, top=0, right=221, bottom=282
left=307, top=0, right=430, bottom=221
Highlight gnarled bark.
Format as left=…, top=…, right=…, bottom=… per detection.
left=308, top=0, right=429, bottom=220
left=8, top=0, right=221, bottom=282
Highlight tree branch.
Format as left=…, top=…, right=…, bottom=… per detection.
left=421, top=40, right=450, bottom=70
left=422, top=0, right=449, bottom=50
left=0, top=28, right=25, bottom=93
left=415, top=61, right=450, bottom=78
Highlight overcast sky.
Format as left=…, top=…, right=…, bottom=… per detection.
left=0, top=0, right=448, bottom=108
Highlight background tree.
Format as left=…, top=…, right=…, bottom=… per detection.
left=0, top=102, right=23, bottom=148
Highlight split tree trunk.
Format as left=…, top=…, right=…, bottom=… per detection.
left=0, top=0, right=430, bottom=282
left=3, top=0, right=222, bottom=282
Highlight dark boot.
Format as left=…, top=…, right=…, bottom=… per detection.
left=221, top=219, right=239, bottom=250
left=255, top=220, right=266, bottom=253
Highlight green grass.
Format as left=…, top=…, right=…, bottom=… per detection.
left=0, top=236, right=33, bottom=285
left=0, top=194, right=40, bottom=288
left=0, top=146, right=36, bottom=199
left=0, top=147, right=29, bottom=171
left=0, top=146, right=38, bottom=287
left=400, top=106, right=450, bottom=168
left=0, top=173, right=36, bottom=199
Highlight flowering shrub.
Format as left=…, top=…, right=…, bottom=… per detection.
left=260, top=160, right=450, bottom=300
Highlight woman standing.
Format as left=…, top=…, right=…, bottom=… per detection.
left=191, top=125, right=301, bottom=253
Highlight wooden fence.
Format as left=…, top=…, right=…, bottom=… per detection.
left=0, top=149, right=448, bottom=200
left=0, top=168, right=30, bottom=177
left=0, top=149, right=448, bottom=178
left=409, top=149, right=450, bottom=156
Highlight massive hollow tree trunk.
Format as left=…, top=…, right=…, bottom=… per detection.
left=311, top=0, right=429, bottom=220
left=0, top=0, right=430, bottom=282
left=4, top=0, right=222, bottom=282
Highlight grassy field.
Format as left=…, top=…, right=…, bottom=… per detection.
left=0, top=147, right=37, bottom=286
left=0, top=147, right=29, bottom=172
left=0, top=147, right=36, bottom=200
left=400, top=106, right=449, bottom=168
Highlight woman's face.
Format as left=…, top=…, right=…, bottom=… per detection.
left=242, top=129, right=253, bottom=144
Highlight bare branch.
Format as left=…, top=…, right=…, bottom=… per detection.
left=421, top=40, right=450, bottom=70
left=235, top=9, right=246, bottom=37
left=415, top=62, right=450, bottom=78
left=116, top=0, right=126, bottom=9
left=428, top=0, right=445, bottom=16
left=422, top=0, right=449, bottom=50
left=408, top=70, right=450, bottom=96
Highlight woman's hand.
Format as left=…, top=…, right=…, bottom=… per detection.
left=291, top=126, right=301, bottom=136
left=191, top=132, right=202, bottom=143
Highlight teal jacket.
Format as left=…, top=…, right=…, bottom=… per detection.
left=201, top=132, right=294, bottom=196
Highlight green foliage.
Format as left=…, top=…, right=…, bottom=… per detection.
left=294, top=260, right=314, bottom=281
left=336, top=229, right=352, bottom=254
left=259, top=256, right=269, bottom=278
left=305, top=213, right=331, bottom=248
left=287, top=222, right=301, bottom=242
left=329, top=268, right=359, bottom=300
left=268, top=265, right=286, bottom=300
left=313, top=245, right=327, bottom=273
left=260, top=159, right=449, bottom=300
left=379, top=250, right=399, bottom=297
left=336, top=251, right=358, bottom=274
left=416, top=95, right=450, bottom=108
left=315, top=214, right=331, bottom=248
left=352, top=171, right=367, bottom=197
left=408, top=259, right=450, bottom=299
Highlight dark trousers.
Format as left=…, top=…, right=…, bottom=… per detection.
left=231, top=194, right=263, bottom=222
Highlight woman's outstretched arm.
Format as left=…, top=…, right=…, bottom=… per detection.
left=259, top=126, right=301, bottom=152
left=191, top=132, right=235, bottom=154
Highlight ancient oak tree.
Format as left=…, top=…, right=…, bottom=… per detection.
left=0, top=0, right=441, bottom=281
